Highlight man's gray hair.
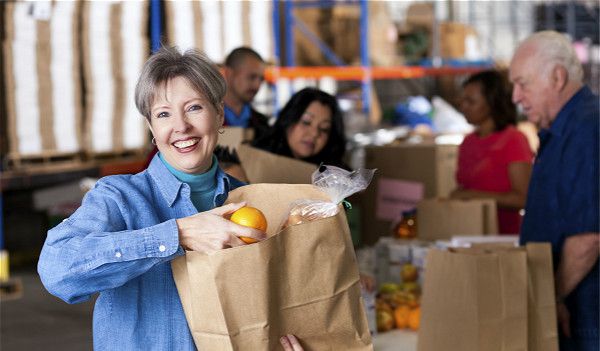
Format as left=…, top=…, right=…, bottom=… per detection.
left=135, top=46, right=226, bottom=121
left=521, top=30, right=583, bottom=83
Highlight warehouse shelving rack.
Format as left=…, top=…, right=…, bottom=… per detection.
left=272, top=0, right=492, bottom=116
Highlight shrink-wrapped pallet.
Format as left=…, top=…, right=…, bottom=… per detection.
left=81, top=1, right=149, bottom=155
left=165, top=1, right=276, bottom=117
left=3, top=1, right=82, bottom=166
left=164, top=1, right=274, bottom=64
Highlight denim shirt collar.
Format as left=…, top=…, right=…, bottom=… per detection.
left=147, top=153, right=232, bottom=207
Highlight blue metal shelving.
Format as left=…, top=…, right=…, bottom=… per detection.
left=277, top=0, right=371, bottom=114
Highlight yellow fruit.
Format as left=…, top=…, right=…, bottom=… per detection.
left=400, top=263, right=419, bottom=282
left=377, top=310, right=395, bottom=332
left=230, top=206, right=268, bottom=244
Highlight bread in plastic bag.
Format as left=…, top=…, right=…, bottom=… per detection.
left=280, top=165, right=376, bottom=230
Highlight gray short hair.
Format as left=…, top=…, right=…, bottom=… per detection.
left=521, top=30, right=583, bottom=83
left=135, top=46, right=226, bottom=121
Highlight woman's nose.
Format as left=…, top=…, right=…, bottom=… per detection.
left=306, top=125, right=319, bottom=138
left=173, top=113, right=190, bottom=132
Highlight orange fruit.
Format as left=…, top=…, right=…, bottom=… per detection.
left=230, top=206, right=268, bottom=244
left=394, top=305, right=411, bottom=329
left=408, top=307, right=420, bottom=330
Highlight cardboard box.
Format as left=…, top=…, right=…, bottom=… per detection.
left=361, top=143, right=458, bottom=244
left=217, top=127, right=254, bottom=150
left=405, top=2, right=435, bottom=31
left=417, top=198, right=499, bottom=241
left=439, top=21, right=477, bottom=59
left=236, top=145, right=316, bottom=184
left=331, top=2, right=398, bottom=66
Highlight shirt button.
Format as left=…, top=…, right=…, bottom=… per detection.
left=159, top=245, right=166, bottom=252
left=115, top=251, right=122, bottom=258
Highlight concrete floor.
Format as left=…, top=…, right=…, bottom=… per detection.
left=1, top=268, right=94, bottom=350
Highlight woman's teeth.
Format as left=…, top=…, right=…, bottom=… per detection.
left=174, top=139, right=199, bottom=148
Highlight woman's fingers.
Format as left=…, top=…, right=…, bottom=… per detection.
left=208, top=202, right=247, bottom=216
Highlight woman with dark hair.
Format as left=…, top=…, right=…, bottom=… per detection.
left=252, top=87, right=348, bottom=168
left=450, top=70, right=533, bottom=234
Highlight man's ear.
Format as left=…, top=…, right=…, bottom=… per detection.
left=552, top=65, right=569, bottom=91
left=223, top=66, right=233, bottom=81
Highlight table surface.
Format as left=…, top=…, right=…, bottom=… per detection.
left=372, top=329, right=417, bottom=350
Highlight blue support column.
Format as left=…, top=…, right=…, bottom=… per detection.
left=272, top=0, right=281, bottom=117
left=359, top=0, right=370, bottom=115
left=284, top=0, right=295, bottom=67
left=150, top=0, right=162, bottom=53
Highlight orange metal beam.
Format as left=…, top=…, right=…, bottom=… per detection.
left=264, top=66, right=487, bottom=82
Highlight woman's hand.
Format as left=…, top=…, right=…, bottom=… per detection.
left=176, top=202, right=266, bottom=253
left=280, top=334, right=304, bottom=351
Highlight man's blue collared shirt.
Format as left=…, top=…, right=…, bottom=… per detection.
left=224, top=104, right=251, bottom=127
left=520, top=86, right=599, bottom=340
left=38, top=155, right=244, bottom=350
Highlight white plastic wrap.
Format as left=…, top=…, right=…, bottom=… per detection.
left=281, top=165, right=375, bottom=229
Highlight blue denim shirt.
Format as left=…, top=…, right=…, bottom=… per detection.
left=520, top=86, right=599, bottom=341
left=38, top=155, right=244, bottom=350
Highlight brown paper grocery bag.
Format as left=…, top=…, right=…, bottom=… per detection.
left=526, top=244, right=559, bottom=351
left=417, top=198, right=499, bottom=240
left=418, top=243, right=558, bottom=351
left=236, top=145, right=317, bottom=184
left=172, top=184, right=373, bottom=351
left=418, top=246, right=528, bottom=351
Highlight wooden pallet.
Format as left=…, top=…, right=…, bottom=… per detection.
left=85, top=148, right=147, bottom=163
left=4, top=151, right=84, bottom=172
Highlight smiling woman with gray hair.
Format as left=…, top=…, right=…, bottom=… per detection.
left=37, top=46, right=270, bottom=350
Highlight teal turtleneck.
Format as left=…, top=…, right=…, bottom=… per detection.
left=159, top=153, right=218, bottom=212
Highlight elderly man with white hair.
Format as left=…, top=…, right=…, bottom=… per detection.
left=511, top=30, right=599, bottom=351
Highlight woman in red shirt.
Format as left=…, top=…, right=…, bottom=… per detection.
left=451, top=70, right=533, bottom=234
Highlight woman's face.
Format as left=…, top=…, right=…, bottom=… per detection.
left=149, top=76, right=223, bottom=174
left=460, top=82, right=491, bottom=126
left=286, top=101, right=332, bottom=159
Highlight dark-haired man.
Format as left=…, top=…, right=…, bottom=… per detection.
left=223, top=47, right=270, bottom=140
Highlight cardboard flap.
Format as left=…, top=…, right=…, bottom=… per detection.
left=217, top=127, right=254, bottom=149
left=236, top=145, right=317, bottom=184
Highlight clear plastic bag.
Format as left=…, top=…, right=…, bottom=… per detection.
left=281, top=165, right=376, bottom=229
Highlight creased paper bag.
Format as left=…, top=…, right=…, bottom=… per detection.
left=418, top=243, right=557, bottom=351
left=172, top=184, right=373, bottom=351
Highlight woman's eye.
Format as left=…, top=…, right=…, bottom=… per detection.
left=188, top=104, right=202, bottom=112
left=156, top=111, right=169, bottom=118
left=319, top=127, right=331, bottom=134
left=301, top=120, right=312, bottom=126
